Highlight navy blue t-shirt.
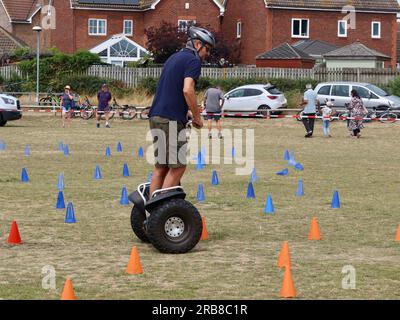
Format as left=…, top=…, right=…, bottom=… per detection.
left=149, top=48, right=201, bottom=123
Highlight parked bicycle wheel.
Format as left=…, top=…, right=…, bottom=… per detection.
left=140, top=107, right=151, bottom=120
left=380, top=112, right=398, bottom=123
left=121, top=107, right=137, bottom=120
left=81, top=106, right=94, bottom=120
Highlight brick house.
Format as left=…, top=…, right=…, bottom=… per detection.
left=221, top=0, right=399, bottom=68
left=0, top=0, right=225, bottom=64
left=0, top=0, right=56, bottom=52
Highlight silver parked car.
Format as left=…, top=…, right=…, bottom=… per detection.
left=314, top=82, right=400, bottom=111
left=222, top=84, right=287, bottom=115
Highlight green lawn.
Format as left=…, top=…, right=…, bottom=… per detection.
left=0, top=114, right=399, bottom=300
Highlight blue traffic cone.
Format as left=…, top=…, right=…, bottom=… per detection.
left=196, top=151, right=205, bottom=170
left=276, top=168, right=289, bottom=176
left=247, top=182, right=255, bottom=199
left=63, top=144, right=69, bottom=156
left=120, top=186, right=129, bottom=205
left=331, top=191, right=341, bottom=209
left=57, top=173, right=65, bottom=191
left=0, top=140, right=5, bottom=151
left=138, top=147, right=144, bottom=158
left=24, top=145, right=30, bottom=156
left=117, top=142, right=122, bottom=153
left=197, top=184, right=205, bottom=201
left=294, top=163, right=304, bottom=171
left=284, top=149, right=290, bottom=161
left=296, top=180, right=304, bottom=197
left=65, top=202, right=76, bottom=223
left=105, top=146, right=111, bottom=157
left=56, top=191, right=66, bottom=209
left=123, top=163, right=130, bottom=177
left=264, top=194, right=275, bottom=214
left=211, top=170, right=219, bottom=185
left=58, top=142, right=64, bottom=151
left=232, top=147, right=236, bottom=158
left=250, top=168, right=258, bottom=182
left=147, top=171, right=153, bottom=183
left=288, top=151, right=296, bottom=166
left=21, top=168, right=29, bottom=183
left=94, top=165, right=102, bottom=180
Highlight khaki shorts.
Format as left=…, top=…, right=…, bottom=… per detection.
left=149, top=116, right=188, bottom=169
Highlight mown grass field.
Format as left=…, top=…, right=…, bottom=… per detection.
left=0, top=114, right=399, bottom=300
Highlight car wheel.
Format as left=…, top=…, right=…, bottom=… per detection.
left=0, top=115, right=6, bottom=127
left=257, top=105, right=271, bottom=117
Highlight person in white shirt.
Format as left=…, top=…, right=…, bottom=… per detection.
left=321, top=100, right=333, bottom=137
left=301, top=84, right=320, bottom=138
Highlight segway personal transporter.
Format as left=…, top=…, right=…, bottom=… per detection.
left=129, top=183, right=203, bottom=254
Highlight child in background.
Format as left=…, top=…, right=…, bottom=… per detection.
left=321, top=100, right=333, bottom=138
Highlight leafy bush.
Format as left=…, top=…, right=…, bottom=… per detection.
left=388, top=77, right=400, bottom=96
left=136, top=77, right=159, bottom=95
left=18, top=50, right=101, bottom=92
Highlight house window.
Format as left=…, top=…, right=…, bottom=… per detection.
left=236, top=21, right=242, bottom=38
left=178, top=20, right=196, bottom=32
left=88, top=19, right=107, bottom=36
left=338, top=20, right=347, bottom=37
left=376, top=61, right=384, bottom=69
left=291, top=19, right=309, bottom=38
left=124, top=20, right=133, bottom=36
left=372, top=21, right=381, bottom=39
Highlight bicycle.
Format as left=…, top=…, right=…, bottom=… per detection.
left=79, top=96, right=95, bottom=120
left=367, top=106, right=398, bottom=123
left=40, top=93, right=62, bottom=106
left=112, top=98, right=138, bottom=120
left=139, top=106, right=151, bottom=120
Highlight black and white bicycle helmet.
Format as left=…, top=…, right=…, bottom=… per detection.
left=187, top=26, right=216, bottom=48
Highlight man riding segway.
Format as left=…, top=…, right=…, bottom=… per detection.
left=129, top=26, right=216, bottom=254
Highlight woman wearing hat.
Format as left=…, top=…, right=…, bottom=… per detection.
left=61, top=85, right=74, bottom=128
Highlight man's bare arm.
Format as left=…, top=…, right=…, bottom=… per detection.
left=183, top=77, right=203, bottom=127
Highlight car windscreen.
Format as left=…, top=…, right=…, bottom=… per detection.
left=265, top=86, right=281, bottom=94
left=365, top=84, right=389, bottom=97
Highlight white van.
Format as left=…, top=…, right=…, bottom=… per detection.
left=0, top=93, right=21, bottom=126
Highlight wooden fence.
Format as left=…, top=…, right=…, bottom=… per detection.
left=0, top=65, right=22, bottom=79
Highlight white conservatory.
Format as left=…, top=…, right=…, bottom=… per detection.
left=90, top=34, right=150, bottom=66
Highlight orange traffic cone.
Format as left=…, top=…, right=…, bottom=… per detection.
left=396, top=224, right=400, bottom=241
left=277, top=241, right=291, bottom=268
left=200, top=217, right=209, bottom=241
left=280, top=267, right=297, bottom=298
left=7, top=220, right=22, bottom=245
left=61, top=278, right=76, bottom=300
left=126, top=246, right=143, bottom=275
left=308, top=217, right=322, bottom=240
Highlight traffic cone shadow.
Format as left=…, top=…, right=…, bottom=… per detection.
left=126, top=246, right=143, bottom=275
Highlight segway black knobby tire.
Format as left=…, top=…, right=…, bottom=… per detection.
left=146, top=198, right=202, bottom=254
left=130, top=206, right=150, bottom=243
